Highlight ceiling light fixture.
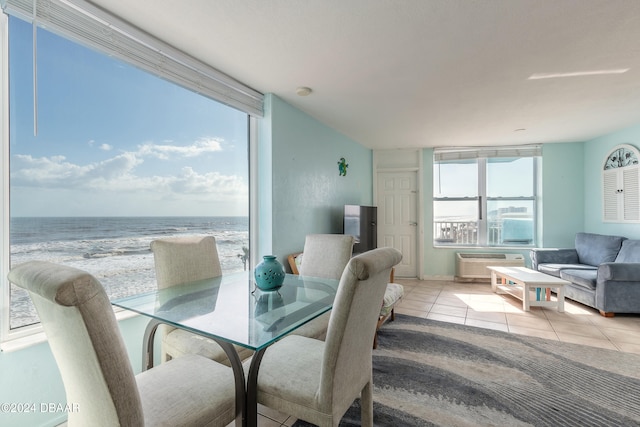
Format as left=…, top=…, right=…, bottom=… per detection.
left=528, top=69, right=630, bottom=80
left=296, top=86, right=312, bottom=96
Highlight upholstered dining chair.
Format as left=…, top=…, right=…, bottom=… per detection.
left=289, top=234, right=354, bottom=340
left=7, top=261, right=236, bottom=427
left=255, top=247, right=403, bottom=427
left=151, top=235, right=254, bottom=365
left=297, top=234, right=355, bottom=279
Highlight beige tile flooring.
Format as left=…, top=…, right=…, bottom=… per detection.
left=253, top=277, right=640, bottom=426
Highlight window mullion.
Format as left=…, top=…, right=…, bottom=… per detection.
left=478, top=158, right=488, bottom=245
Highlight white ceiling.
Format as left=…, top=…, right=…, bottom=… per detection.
left=88, top=0, right=640, bottom=150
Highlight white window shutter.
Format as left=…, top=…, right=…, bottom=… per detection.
left=603, top=169, right=620, bottom=222
left=623, top=166, right=640, bottom=221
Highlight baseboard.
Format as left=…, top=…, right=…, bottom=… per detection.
left=454, top=276, right=491, bottom=283
left=422, top=275, right=455, bottom=281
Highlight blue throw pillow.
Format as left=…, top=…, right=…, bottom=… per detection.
left=575, top=233, right=625, bottom=266
left=615, top=240, right=640, bottom=263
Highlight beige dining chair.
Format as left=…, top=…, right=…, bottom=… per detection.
left=151, top=235, right=253, bottom=365
left=255, top=247, right=403, bottom=427
left=298, top=234, right=355, bottom=279
left=290, top=233, right=355, bottom=340
left=7, top=261, right=236, bottom=427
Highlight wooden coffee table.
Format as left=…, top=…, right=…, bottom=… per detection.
left=488, top=266, right=570, bottom=312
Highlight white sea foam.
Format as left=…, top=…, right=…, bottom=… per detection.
left=9, top=216, right=249, bottom=329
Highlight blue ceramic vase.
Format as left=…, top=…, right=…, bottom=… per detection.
left=254, top=255, right=285, bottom=291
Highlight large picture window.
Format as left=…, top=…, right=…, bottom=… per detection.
left=5, top=15, right=251, bottom=331
left=433, top=146, right=541, bottom=247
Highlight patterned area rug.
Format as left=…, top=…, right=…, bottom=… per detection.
left=293, top=314, right=640, bottom=427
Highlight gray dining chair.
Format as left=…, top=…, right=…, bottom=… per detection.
left=151, top=235, right=254, bottom=365
left=290, top=233, right=355, bottom=340
left=7, top=260, right=236, bottom=427
left=255, top=247, right=403, bottom=427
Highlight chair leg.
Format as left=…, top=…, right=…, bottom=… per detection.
left=373, top=314, right=386, bottom=349
left=373, top=306, right=399, bottom=349
left=361, top=380, right=373, bottom=427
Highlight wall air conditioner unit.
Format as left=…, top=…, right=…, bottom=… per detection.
left=455, top=253, right=525, bottom=281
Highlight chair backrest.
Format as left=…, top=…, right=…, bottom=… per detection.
left=320, top=247, right=402, bottom=413
left=7, top=261, right=143, bottom=426
left=150, top=235, right=222, bottom=289
left=299, top=234, right=355, bottom=280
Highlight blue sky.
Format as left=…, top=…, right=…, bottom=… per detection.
left=9, top=16, right=249, bottom=217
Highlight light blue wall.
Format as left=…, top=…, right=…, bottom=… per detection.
left=0, top=341, right=64, bottom=426
left=423, top=148, right=454, bottom=277
left=584, top=123, right=640, bottom=239
left=422, top=142, right=585, bottom=277
left=0, top=315, right=149, bottom=427
left=263, top=94, right=373, bottom=266
left=539, top=142, right=585, bottom=247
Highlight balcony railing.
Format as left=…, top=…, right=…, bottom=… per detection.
left=434, top=221, right=478, bottom=245
left=434, top=218, right=533, bottom=246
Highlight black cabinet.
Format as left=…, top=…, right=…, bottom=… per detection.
left=343, top=205, right=377, bottom=254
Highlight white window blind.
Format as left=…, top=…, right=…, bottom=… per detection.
left=434, top=145, right=542, bottom=162
left=1, top=0, right=264, bottom=116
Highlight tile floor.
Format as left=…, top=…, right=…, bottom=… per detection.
left=252, top=277, right=640, bottom=426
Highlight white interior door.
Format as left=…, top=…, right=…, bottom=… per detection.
left=377, top=171, right=418, bottom=277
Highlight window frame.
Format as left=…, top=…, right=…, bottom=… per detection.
left=1, top=12, right=12, bottom=345
left=0, top=9, right=259, bottom=345
left=433, top=146, right=541, bottom=248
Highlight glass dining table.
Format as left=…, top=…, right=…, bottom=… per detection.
left=112, top=271, right=339, bottom=427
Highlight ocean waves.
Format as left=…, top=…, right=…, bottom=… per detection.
left=9, top=216, right=249, bottom=329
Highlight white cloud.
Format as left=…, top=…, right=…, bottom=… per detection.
left=137, top=138, right=223, bottom=159
left=11, top=153, right=141, bottom=189
left=87, top=140, right=112, bottom=151
left=169, top=167, right=247, bottom=196
left=10, top=138, right=247, bottom=205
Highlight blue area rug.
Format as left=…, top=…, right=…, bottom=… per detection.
left=293, top=314, right=640, bottom=426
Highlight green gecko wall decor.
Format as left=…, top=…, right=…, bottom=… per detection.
left=338, top=157, right=349, bottom=176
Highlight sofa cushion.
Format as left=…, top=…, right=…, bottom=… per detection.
left=560, top=269, right=597, bottom=291
left=615, top=240, right=640, bottom=263
left=538, top=263, right=596, bottom=278
left=575, top=232, right=626, bottom=266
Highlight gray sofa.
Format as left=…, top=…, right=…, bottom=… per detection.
left=530, top=232, right=640, bottom=316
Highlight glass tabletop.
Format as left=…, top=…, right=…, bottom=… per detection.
left=112, top=271, right=339, bottom=351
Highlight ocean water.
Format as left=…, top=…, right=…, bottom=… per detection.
left=9, top=216, right=249, bottom=329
